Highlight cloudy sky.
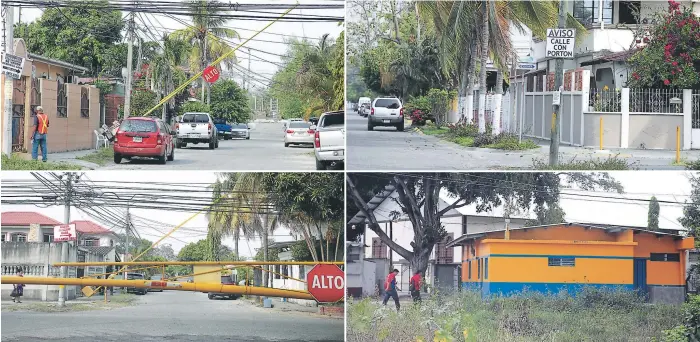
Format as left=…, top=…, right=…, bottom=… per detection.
left=5, top=0, right=344, bottom=93
left=1, top=171, right=303, bottom=258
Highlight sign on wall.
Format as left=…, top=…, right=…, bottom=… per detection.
left=53, top=224, right=77, bottom=242
left=545, top=28, right=576, bottom=59
left=1, top=52, right=25, bottom=79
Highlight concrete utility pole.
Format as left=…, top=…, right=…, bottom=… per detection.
left=57, top=173, right=76, bottom=307
left=3, top=5, right=15, bottom=156
left=124, top=14, right=135, bottom=119
left=124, top=205, right=130, bottom=282
left=246, top=48, right=251, bottom=91
left=549, top=0, right=567, bottom=166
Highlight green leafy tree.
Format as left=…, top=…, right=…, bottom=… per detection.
left=210, top=80, right=252, bottom=123
left=177, top=239, right=210, bottom=261
left=347, top=172, right=623, bottom=274
left=680, top=175, right=700, bottom=241
left=14, top=0, right=123, bottom=73
left=332, top=31, right=346, bottom=110
left=130, top=87, right=159, bottom=117
left=648, top=196, right=660, bottom=230
left=627, top=1, right=700, bottom=89
left=177, top=101, right=211, bottom=116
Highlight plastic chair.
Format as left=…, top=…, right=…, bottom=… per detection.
left=94, top=129, right=108, bottom=149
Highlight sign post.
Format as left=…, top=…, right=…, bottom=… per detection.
left=547, top=1, right=574, bottom=166
left=54, top=224, right=77, bottom=242
left=306, top=264, right=344, bottom=303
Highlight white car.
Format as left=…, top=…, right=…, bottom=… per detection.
left=314, top=111, right=345, bottom=170
left=367, top=97, right=404, bottom=131
left=230, top=123, right=251, bottom=139
left=176, top=112, right=219, bottom=149
left=284, top=121, right=314, bottom=147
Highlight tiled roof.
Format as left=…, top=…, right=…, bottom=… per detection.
left=70, top=220, right=114, bottom=235
left=1, top=212, right=62, bottom=226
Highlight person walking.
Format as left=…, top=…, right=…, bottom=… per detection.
left=31, top=106, right=50, bottom=162
left=11, top=270, right=25, bottom=303
left=410, top=271, right=422, bottom=303
left=382, top=269, right=401, bottom=311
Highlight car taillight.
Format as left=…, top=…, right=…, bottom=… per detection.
left=400, top=108, right=404, bottom=117
left=175, top=123, right=179, bottom=130
left=307, top=129, right=315, bottom=134
left=157, top=134, right=163, bottom=145
left=208, top=123, right=212, bottom=132
left=286, top=129, right=294, bottom=134
left=314, top=130, right=320, bottom=148
left=371, top=108, right=374, bottom=115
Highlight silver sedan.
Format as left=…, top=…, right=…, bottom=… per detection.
left=284, top=121, right=314, bottom=147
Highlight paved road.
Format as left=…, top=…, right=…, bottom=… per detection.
left=1, top=291, right=343, bottom=342
left=346, top=110, right=700, bottom=170
left=99, top=122, right=316, bottom=170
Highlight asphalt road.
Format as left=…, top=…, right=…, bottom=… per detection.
left=99, top=122, right=316, bottom=170
left=1, top=291, right=343, bottom=342
left=346, top=110, right=699, bottom=170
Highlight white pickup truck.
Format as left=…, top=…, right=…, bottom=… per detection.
left=176, top=112, right=218, bottom=149
left=313, top=111, right=345, bottom=170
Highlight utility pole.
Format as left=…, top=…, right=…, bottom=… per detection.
left=549, top=0, right=567, bottom=166
left=2, top=5, right=15, bottom=156
left=202, top=39, right=207, bottom=104
left=124, top=14, right=135, bottom=119
left=124, top=205, right=130, bottom=282
left=58, top=173, right=76, bottom=307
left=246, top=48, right=251, bottom=92
left=137, top=37, right=142, bottom=76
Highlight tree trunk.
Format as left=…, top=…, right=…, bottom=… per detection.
left=316, top=223, right=325, bottom=262
left=465, top=42, right=478, bottom=124
left=492, top=69, right=503, bottom=135
left=334, top=226, right=340, bottom=261
left=409, top=248, right=432, bottom=278
left=477, top=2, right=490, bottom=133
left=234, top=229, right=239, bottom=261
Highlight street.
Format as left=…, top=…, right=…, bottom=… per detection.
left=346, top=110, right=700, bottom=170
left=1, top=291, right=344, bottom=342
left=99, top=122, right=316, bottom=170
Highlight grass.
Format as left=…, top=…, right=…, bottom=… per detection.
left=76, top=147, right=114, bottom=166
left=484, top=137, right=540, bottom=151
left=533, top=155, right=632, bottom=170
left=2, top=294, right=139, bottom=313
left=1, top=154, right=82, bottom=170
left=417, top=125, right=539, bottom=151
left=685, top=159, right=700, bottom=170
left=420, top=126, right=449, bottom=136
left=447, top=136, right=475, bottom=147
left=347, top=289, right=682, bottom=342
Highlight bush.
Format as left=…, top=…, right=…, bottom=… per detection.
left=446, top=122, right=479, bottom=138
left=533, top=155, right=632, bottom=170
left=472, top=133, right=496, bottom=147
left=657, top=294, right=700, bottom=341
left=486, top=134, right=539, bottom=150
left=686, top=159, right=700, bottom=170
left=2, top=154, right=82, bottom=170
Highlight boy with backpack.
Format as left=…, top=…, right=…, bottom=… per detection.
left=410, top=271, right=422, bottom=303
left=382, top=269, right=400, bottom=311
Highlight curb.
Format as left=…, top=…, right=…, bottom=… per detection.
left=318, top=305, right=344, bottom=317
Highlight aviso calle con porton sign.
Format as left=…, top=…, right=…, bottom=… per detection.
left=545, top=28, right=576, bottom=59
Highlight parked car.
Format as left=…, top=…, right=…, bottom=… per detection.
left=368, top=97, right=404, bottom=131
left=208, top=275, right=240, bottom=300
left=126, top=273, right=148, bottom=295
left=231, top=123, right=251, bottom=140
left=314, top=111, right=345, bottom=170
left=213, top=118, right=233, bottom=140
left=358, top=97, right=371, bottom=116
left=113, top=117, right=175, bottom=164
left=148, top=275, right=164, bottom=292
left=284, top=121, right=314, bottom=147
left=175, top=112, right=218, bottom=149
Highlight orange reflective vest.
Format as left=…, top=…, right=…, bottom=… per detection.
left=36, top=114, right=49, bottom=134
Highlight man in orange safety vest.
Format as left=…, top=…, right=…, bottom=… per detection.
left=32, top=106, right=50, bottom=162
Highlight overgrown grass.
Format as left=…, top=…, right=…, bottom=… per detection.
left=347, top=289, right=682, bottom=342
left=76, top=147, right=114, bottom=166
left=686, top=159, right=700, bottom=170
left=533, top=155, right=632, bottom=170
left=447, top=136, right=475, bottom=147
left=418, top=123, right=539, bottom=150
left=420, top=126, right=449, bottom=136
left=2, top=154, right=82, bottom=170
left=2, top=294, right=138, bottom=313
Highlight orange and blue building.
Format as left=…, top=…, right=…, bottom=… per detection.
left=447, top=223, right=695, bottom=304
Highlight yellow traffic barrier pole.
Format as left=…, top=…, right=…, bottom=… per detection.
left=599, top=117, right=604, bottom=150
left=55, top=261, right=344, bottom=266
left=677, top=126, right=681, bottom=164
left=140, top=3, right=299, bottom=117
left=0, top=276, right=316, bottom=300
left=164, top=266, right=227, bottom=281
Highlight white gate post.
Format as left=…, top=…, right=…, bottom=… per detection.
left=683, top=89, right=692, bottom=150
left=620, top=88, right=630, bottom=148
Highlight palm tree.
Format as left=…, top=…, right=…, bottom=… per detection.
left=171, top=0, right=240, bottom=105
left=208, top=173, right=279, bottom=288
left=149, top=34, right=190, bottom=121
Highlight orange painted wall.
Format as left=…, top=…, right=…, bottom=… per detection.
left=633, top=232, right=690, bottom=286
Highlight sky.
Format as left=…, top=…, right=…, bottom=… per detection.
left=1, top=171, right=301, bottom=258
left=4, top=0, right=344, bottom=93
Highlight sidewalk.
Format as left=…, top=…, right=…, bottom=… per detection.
left=540, top=142, right=700, bottom=170
left=45, top=149, right=102, bottom=169
left=2, top=293, right=138, bottom=312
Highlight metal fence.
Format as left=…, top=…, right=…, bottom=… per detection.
left=629, top=88, right=684, bottom=113
left=589, top=89, right=621, bottom=112
left=693, top=90, right=700, bottom=129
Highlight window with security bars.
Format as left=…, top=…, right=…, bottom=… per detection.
left=573, top=0, right=613, bottom=25
left=650, top=253, right=680, bottom=262
left=435, top=233, right=454, bottom=264
left=57, top=84, right=67, bottom=118
left=12, top=233, right=27, bottom=242
left=548, top=257, right=575, bottom=267
left=372, top=237, right=387, bottom=259
left=80, top=87, right=90, bottom=118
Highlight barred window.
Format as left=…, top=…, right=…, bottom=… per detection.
left=80, top=87, right=89, bottom=118
left=57, top=84, right=67, bottom=118
left=650, top=253, right=680, bottom=262
left=548, top=257, right=575, bottom=267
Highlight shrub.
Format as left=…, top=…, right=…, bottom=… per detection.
left=446, top=122, right=479, bottom=138
left=533, top=155, right=632, bottom=170
left=410, top=110, right=427, bottom=126
left=686, top=159, right=700, bottom=170
left=472, top=133, right=495, bottom=147
left=177, top=101, right=211, bottom=117
left=486, top=134, right=539, bottom=150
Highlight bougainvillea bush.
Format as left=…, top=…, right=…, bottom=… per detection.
left=626, top=0, right=700, bottom=89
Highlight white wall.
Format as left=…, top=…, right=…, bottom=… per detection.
left=271, top=265, right=317, bottom=306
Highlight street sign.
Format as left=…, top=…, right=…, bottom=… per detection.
left=1, top=52, right=25, bottom=79
left=202, top=65, right=220, bottom=83
left=307, top=264, right=344, bottom=303
left=53, top=224, right=77, bottom=242
left=517, top=63, right=536, bottom=70
left=545, top=28, right=576, bottom=59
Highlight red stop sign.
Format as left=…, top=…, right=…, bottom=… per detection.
left=202, top=65, right=220, bottom=83
left=307, top=264, right=344, bottom=303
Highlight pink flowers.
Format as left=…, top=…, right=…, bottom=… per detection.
left=664, top=79, right=671, bottom=86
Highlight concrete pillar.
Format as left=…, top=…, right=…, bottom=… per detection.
left=620, top=88, right=630, bottom=148
left=683, top=89, right=692, bottom=150
left=23, top=77, right=31, bottom=152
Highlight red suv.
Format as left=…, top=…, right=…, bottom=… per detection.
left=113, top=117, right=175, bottom=164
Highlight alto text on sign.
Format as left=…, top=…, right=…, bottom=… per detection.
left=545, top=28, right=576, bottom=59
left=307, top=264, right=344, bottom=303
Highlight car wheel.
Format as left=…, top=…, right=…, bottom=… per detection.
left=215, top=139, right=219, bottom=148
left=209, top=140, right=215, bottom=149
left=158, top=149, right=167, bottom=164
left=367, top=121, right=374, bottom=131
left=114, top=153, right=122, bottom=164
left=167, top=145, right=174, bottom=161
left=208, top=293, right=215, bottom=300
left=315, top=158, right=326, bottom=170
left=284, top=143, right=289, bottom=147
left=246, top=136, right=250, bottom=140
left=397, top=121, right=405, bottom=131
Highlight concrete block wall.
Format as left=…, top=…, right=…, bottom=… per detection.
left=40, top=80, right=100, bottom=153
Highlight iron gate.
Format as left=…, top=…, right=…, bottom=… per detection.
left=692, top=91, right=699, bottom=149
left=11, top=78, right=25, bottom=152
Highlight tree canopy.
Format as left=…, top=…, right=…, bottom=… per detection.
left=648, top=196, right=660, bottom=230
left=210, top=79, right=252, bottom=123
left=680, top=174, right=700, bottom=241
